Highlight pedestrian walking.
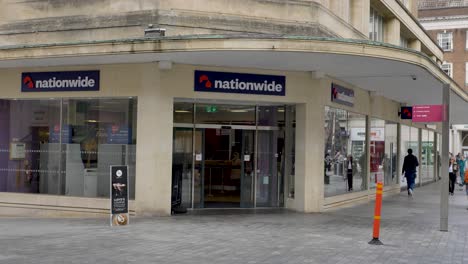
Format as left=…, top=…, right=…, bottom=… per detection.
left=402, top=149, right=419, bottom=196
left=449, top=157, right=458, bottom=196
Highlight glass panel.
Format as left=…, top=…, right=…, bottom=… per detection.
left=400, top=126, right=419, bottom=188
left=324, top=107, right=367, bottom=197
left=193, top=129, right=204, bottom=208
left=369, top=119, right=397, bottom=188
left=421, top=130, right=435, bottom=184
left=0, top=99, right=61, bottom=194
left=0, top=98, right=137, bottom=198
left=385, top=122, right=398, bottom=186
left=285, top=106, right=296, bottom=199
left=410, top=128, right=420, bottom=186
left=195, top=104, right=255, bottom=126
left=172, top=128, right=193, bottom=208
left=256, top=106, right=284, bottom=207
left=240, top=130, right=255, bottom=208
left=400, top=125, right=410, bottom=188
left=256, top=130, right=282, bottom=207
left=369, top=118, right=384, bottom=189
left=174, top=102, right=194, bottom=124
left=62, top=98, right=137, bottom=199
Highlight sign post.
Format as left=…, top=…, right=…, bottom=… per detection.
left=110, top=165, right=129, bottom=226
left=440, top=84, right=450, bottom=232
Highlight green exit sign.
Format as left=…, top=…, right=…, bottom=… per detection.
left=206, top=106, right=217, bottom=113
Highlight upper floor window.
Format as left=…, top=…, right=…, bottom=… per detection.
left=441, top=62, right=453, bottom=78
left=400, top=36, right=408, bottom=48
left=369, top=7, right=384, bottom=42
left=466, top=30, right=468, bottom=50
left=437, top=32, right=453, bottom=51
left=465, top=62, right=468, bottom=85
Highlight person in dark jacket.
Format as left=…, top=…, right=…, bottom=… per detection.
left=345, top=155, right=356, bottom=191
left=402, top=149, right=419, bottom=196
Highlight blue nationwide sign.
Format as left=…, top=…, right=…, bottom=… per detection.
left=21, top=70, right=100, bottom=92
left=194, top=70, right=286, bottom=96
left=331, top=83, right=354, bottom=107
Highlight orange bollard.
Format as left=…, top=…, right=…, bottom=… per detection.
left=369, top=182, right=384, bottom=245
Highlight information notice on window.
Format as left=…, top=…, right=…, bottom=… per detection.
left=9, top=142, right=26, bottom=160
left=110, top=165, right=129, bottom=226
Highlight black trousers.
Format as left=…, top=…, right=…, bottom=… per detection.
left=449, top=172, right=456, bottom=193
left=347, top=169, right=353, bottom=191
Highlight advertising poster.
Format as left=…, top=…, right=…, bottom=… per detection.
left=110, top=165, right=129, bottom=226
left=106, top=125, right=131, bottom=144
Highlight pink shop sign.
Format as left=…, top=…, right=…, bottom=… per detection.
left=412, top=105, right=444, bottom=123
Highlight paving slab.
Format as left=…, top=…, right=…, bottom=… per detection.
left=1, top=182, right=468, bottom=264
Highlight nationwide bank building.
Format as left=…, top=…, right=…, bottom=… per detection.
left=0, top=0, right=467, bottom=217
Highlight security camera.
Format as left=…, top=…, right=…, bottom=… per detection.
left=411, top=75, right=417, bottom=81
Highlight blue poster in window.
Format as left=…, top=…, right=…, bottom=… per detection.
left=49, top=125, right=72, bottom=143
left=107, top=125, right=132, bottom=144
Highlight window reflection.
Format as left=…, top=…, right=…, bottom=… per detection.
left=324, top=106, right=367, bottom=197
left=0, top=98, right=137, bottom=199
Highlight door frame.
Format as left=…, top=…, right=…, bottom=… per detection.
left=174, top=123, right=282, bottom=209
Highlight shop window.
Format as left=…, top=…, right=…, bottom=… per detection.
left=437, top=32, right=453, bottom=51
left=369, top=119, right=397, bottom=188
left=0, top=98, right=137, bottom=199
left=400, top=125, right=419, bottom=188
left=421, top=130, right=435, bottom=184
left=369, top=7, right=384, bottom=42
left=324, top=106, right=367, bottom=197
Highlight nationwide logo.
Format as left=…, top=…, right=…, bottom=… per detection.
left=331, top=87, right=354, bottom=104
left=32, top=76, right=96, bottom=89
left=23, top=76, right=34, bottom=89
left=21, top=71, right=100, bottom=92
left=199, top=75, right=212, bottom=88
left=331, top=83, right=354, bottom=107
left=194, top=70, right=286, bottom=96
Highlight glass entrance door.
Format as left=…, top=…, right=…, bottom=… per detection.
left=256, top=129, right=283, bottom=207
left=194, top=127, right=254, bottom=208
left=173, top=102, right=296, bottom=210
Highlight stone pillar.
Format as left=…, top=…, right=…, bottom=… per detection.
left=384, top=17, right=400, bottom=46
left=408, top=39, right=421, bottom=51
left=350, top=0, right=370, bottom=36
left=294, top=99, right=324, bottom=213
left=135, top=64, right=173, bottom=216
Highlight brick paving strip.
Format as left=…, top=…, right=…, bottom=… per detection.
left=1, top=182, right=468, bottom=264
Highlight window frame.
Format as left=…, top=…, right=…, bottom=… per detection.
left=465, top=62, right=468, bottom=86
left=437, top=32, right=453, bottom=51
left=441, top=62, right=453, bottom=78
left=369, top=7, right=384, bottom=42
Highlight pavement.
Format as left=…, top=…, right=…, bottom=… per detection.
left=2, top=182, right=468, bottom=264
